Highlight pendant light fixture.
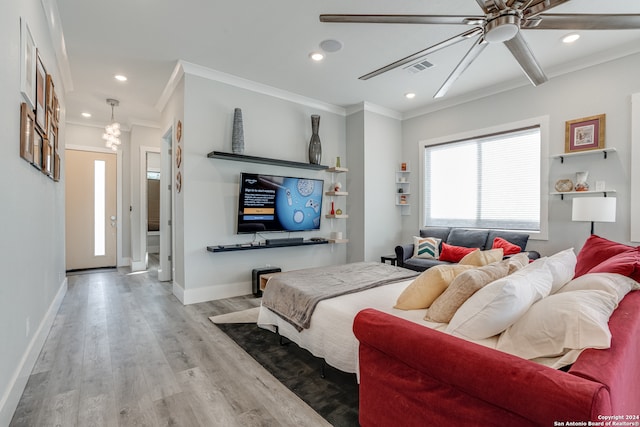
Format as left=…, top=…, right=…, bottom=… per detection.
left=102, top=98, right=121, bottom=151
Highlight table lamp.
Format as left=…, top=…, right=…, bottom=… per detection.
left=572, top=197, right=616, bottom=235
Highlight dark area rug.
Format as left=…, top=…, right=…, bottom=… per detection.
left=215, top=323, right=359, bottom=426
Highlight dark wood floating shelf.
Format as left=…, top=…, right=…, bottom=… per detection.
left=208, top=151, right=328, bottom=170
left=207, top=239, right=329, bottom=253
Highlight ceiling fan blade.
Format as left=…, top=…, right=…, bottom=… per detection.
left=504, top=32, right=548, bottom=86
left=475, top=0, right=490, bottom=13
left=319, top=14, right=484, bottom=26
left=435, top=36, right=488, bottom=98
left=359, top=27, right=483, bottom=80
left=526, top=14, right=640, bottom=30
left=523, top=0, right=571, bottom=19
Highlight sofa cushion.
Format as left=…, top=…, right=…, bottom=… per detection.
left=496, top=290, right=617, bottom=367
left=402, top=257, right=449, bottom=271
left=557, top=273, right=640, bottom=302
left=491, top=237, right=522, bottom=255
left=574, top=235, right=636, bottom=278
left=419, top=226, right=451, bottom=242
left=446, top=258, right=553, bottom=340
left=439, top=243, right=478, bottom=263
left=426, top=261, right=510, bottom=323
left=447, top=228, right=490, bottom=250
left=486, top=230, right=529, bottom=252
left=459, top=248, right=504, bottom=266
left=394, top=264, right=474, bottom=310
left=412, top=236, right=441, bottom=259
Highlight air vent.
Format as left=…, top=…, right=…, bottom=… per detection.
left=405, top=59, right=434, bottom=74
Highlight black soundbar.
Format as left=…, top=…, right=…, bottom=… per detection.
left=265, top=237, right=304, bottom=246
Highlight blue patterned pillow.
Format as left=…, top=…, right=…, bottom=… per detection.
left=413, top=236, right=441, bottom=259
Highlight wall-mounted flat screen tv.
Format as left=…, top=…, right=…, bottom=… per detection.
left=237, top=172, right=324, bottom=234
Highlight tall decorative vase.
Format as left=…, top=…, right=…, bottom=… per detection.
left=308, top=114, right=322, bottom=165
left=232, top=108, right=244, bottom=154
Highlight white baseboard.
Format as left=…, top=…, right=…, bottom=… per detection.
left=0, top=278, right=67, bottom=426
left=173, top=280, right=252, bottom=305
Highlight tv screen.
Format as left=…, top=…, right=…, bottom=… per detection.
left=237, top=173, right=324, bottom=234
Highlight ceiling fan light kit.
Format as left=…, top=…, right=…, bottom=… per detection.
left=320, top=1, right=640, bottom=98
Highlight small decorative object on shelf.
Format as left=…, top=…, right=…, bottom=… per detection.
left=401, top=162, right=407, bottom=171
left=400, top=195, right=407, bottom=204
left=336, top=156, right=341, bottom=167
left=335, top=208, right=343, bottom=215
left=554, top=179, right=573, bottom=192
left=330, top=201, right=335, bottom=215
left=232, top=108, right=244, bottom=154
left=398, top=188, right=404, bottom=193
left=333, top=182, right=342, bottom=192
left=308, top=114, right=322, bottom=164
left=575, top=171, right=589, bottom=192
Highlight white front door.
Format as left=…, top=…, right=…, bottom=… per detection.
left=65, top=149, right=117, bottom=270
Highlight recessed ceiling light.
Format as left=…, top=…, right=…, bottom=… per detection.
left=562, top=33, right=580, bottom=44
left=405, top=92, right=416, bottom=99
left=81, top=112, right=92, bottom=118
left=114, top=74, right=128, bottom=82
left=309, top=52, right=325, bottom=61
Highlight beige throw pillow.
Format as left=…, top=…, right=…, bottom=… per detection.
left=505, top=252, right=530, bottom=274
left=459, top=248, right=504, bottom=267
left=426, top=261, right=510, bottom=323
left=394, top=264, right=474, bottom=310
left=412, top=236, right=441, bottom=259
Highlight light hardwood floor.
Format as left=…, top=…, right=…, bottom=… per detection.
left=10, top=260, right=331, bottom=427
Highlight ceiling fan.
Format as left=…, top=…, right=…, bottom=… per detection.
left=320, top=0, right=640, bottom=98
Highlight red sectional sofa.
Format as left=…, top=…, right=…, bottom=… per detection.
left=353, top=290, right=640, bottom=426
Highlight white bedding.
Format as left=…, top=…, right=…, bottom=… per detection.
left=257, top=279, right=498, bottom=376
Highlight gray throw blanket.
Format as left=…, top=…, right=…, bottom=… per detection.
left=262, top=262, right=419, bottom=331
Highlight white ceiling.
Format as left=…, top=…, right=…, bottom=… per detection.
left=54, top=0, right=640, bottom=129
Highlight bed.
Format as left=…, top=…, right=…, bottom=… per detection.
left=257, top=263, right=498, bottom=375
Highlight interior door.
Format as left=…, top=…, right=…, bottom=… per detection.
left=65, top=149, right=117, bottom=270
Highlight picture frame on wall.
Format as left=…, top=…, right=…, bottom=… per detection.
left=20, top=18, right=37, bottom=110
left=46, top=74, right=55, bottom=112
left=20, top=102, right=35, bottom=163
left=565, top=114, right=606, bottom=153
left=42, top=136, right=53, bottom=177
left=35, top=51, right=47, bottom=131
left=54, top=153, right=60, bottom=182
left=48, top=117, right=58, bottom=152
left=33, top=127, right=43, bottom=170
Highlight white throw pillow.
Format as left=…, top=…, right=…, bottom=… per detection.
left=412, top=236, right=441, bottom=259
left=556, top=272, right=640, bottom=302
left=496, top=290, right=617, bottom=363
left=546, top=248, right=577, bottom=293
left=446, top=258, right=553, bottom=340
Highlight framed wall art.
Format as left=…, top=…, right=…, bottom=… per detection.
left=20, top=18, right=37, bottom=109
left=565, top=114, right=605, bottom=153
left=54, top=153, right=60, bottom=182
left=20, top=102, right=35, bottom=163
left=42, top=136, right=53, bottom=177
left=33, top=127, right=43, bottom=170
left=35, top=51, right=47, bottom=131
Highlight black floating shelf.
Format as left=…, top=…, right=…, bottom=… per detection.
left=208, top=151, right=328, bottom=170
left=207, top=240, right=329, bottom=253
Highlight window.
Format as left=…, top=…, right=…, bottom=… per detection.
left=423, top=126, right=541, bottom=231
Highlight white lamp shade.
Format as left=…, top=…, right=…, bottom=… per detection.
left=572, top=197, right=617, bottom=223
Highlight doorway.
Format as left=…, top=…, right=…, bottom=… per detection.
left=65, top=149, right=117, bottom=270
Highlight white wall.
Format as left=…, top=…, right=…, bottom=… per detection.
left=0, top=0, right=67, bottom=423
left=167, top=68, right=348, bottom=303
left=346, top=106, right=404, bottom=262
left=402, top=52, right=640, bottom=256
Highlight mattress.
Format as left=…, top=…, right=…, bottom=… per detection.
left=257, top=279, right=498, bottom=376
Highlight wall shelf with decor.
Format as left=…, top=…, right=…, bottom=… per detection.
left=208, top=151, right=328, bottom=170
left=325, top=166, right=349, bottom=243
left=396, top=162, right=411, bottom=216
left=551, top=189, right=616, bottom=200
left=551, top=147, right=616, bottom=164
